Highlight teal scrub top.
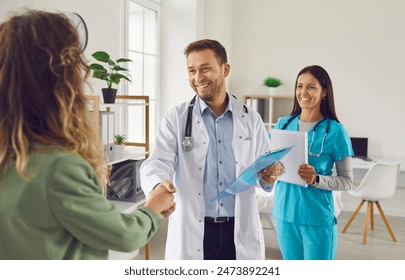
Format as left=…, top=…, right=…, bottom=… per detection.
left=272, top=115, right=353, bottom=226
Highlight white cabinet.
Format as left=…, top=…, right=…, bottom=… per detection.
left=244, top=94, right=294, bottom=130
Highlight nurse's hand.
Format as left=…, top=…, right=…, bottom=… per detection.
left=258, top=162, right=284, bottom=184
left=298, top=164, right=316, bottom=185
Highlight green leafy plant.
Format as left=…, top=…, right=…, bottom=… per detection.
left=114, top=134, right=126, bottom=145
left=89, top=51, right=132, bottom=89
left=263, top=76, right=283, bottom=88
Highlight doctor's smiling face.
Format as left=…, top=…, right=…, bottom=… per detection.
left=186, top=48, right=230, bottom=103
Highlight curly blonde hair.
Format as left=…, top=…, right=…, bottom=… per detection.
left=0, top=10, right=106, bottom=190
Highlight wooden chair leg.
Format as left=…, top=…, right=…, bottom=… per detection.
left=145, top=241, right=150, bottom=260
left=375, top=201, right=397, bottom=242
left=362, top=201, right=372, bottom=245
left=370, top=201, right=374, bottom=230
left=342, top=200, right=365, bottom=233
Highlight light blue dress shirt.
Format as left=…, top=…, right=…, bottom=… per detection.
left=199, top=98, right=236, bottom=218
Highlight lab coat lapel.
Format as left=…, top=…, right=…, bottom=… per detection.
left=232, top=99, right=249, bottom=177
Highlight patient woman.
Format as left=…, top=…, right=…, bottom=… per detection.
left=0, top=10, right=175, bottom=259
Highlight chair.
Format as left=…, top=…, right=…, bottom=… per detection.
left=342, top=162, right=400, bottom=244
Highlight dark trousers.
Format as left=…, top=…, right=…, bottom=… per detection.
left=203, top=218, right=236, bottom=260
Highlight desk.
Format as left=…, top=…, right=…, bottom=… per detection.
left=109, top=146, right=146, bottom=164
left=342, top=156, right=405, bottom=217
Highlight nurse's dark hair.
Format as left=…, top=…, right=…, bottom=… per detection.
left=290, top=65, right=340, bottom=123
left=184, top=39, right=228, bottom=65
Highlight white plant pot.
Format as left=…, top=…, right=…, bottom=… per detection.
left=268, top=87, right=279, bottom=96
left=115, top=144, right=125, bottom=154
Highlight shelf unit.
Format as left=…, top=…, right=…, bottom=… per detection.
left=101, top=95, right=150, bottom=156
left=244, top=94, right=294, bottom=130
left=86, top=94, right=151, bottom=260
left=86, top=95, right=150, bottom=154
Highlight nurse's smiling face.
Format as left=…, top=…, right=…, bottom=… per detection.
left=186, top=49, right=229, bottom=103
left=296, top=72, right=326, bottom=113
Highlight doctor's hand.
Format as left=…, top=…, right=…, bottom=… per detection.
left=145, top=180, right=176, bottom=217
left=258, top=162, right=284, bottom=184
left=155, top=180, right=177, bottom=194
left=298, top=164, right=317, bottom=185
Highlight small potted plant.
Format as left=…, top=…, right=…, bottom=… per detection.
left=263, top=76, right=283, bottom=95
left=114, top=134, right=126, bottom=154
left=89, top=51, right=132, bottom=104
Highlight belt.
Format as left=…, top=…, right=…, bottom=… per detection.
left=204, top=217, right=234, bottom=223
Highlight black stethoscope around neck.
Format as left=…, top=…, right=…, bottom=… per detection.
left=182, top=95, right=197, bottom=151
left=281, top=113, right=330, bottom=157
left=182, top=95, right=250, bottom=151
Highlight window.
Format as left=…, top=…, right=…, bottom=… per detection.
left=122, top=0, right=160, bottom=145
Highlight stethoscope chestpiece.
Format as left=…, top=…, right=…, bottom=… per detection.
left=182, top=136, right=193, bottom=151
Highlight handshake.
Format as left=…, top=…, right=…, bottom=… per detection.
left=144, top=180, right=176, bottom=218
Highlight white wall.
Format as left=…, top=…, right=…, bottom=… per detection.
left=0, top=0, right=123, bottom=95
left=159, top=0, right=234, bottom=115
left=202, top=0, right=405, bottom=159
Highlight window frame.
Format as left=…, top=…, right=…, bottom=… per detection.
left=121, top=0, right=161, bottom=146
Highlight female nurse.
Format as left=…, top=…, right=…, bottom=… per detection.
left=272, top=65, right=354, bottom=260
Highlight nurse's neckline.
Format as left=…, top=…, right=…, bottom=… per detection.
left=298, top=113, right=324, bottom=123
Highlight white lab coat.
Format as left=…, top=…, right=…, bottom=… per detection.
left=140, top=95, right=271, bottom=260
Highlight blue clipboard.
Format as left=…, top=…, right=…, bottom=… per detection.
left=211, top=146, right=293, bottom=201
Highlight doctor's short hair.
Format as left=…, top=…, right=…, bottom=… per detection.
left=184, top=39, right=228, bottom=65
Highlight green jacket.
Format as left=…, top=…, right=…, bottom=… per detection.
left=0, top=148, right=161, bottom=259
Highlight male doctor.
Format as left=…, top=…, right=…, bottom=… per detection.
left=140, top=39, right=282, bottom=260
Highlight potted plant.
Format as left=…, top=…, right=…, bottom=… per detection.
left=263, top=76, right=283, bottom=95
left=114, top=134, right=126, bottom=154
left=89, top=51, right=132, bottom=104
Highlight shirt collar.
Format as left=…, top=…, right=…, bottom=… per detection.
left=198, top=93, right=233, bottom=117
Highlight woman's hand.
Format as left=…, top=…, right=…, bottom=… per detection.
left=144, top=180, right=176, bottom=217
left=298, top=164, right=317, bottom=185
left=258, top=162, right=284, bottom=184
left=160, top=203, right=176, bottom=218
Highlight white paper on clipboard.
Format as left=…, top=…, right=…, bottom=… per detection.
left=270, top=129, right=308, bottom=187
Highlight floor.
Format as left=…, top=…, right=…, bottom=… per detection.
left=134, top=211, right=405, bottom=260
